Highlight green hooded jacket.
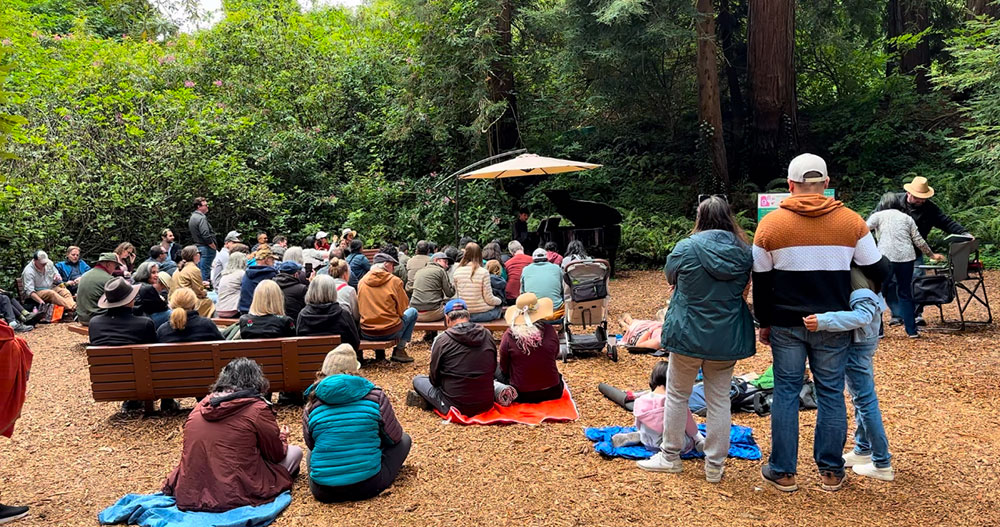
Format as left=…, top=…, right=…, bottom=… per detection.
left=660, top=230, right=755, bottom=361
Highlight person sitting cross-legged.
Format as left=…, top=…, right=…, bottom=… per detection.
left=408, top=299, right=497, bottom=416
left=303, top=344, right=412, bottom=502
left=21, top=250, right=76, bottom=313
left=358, top=253, right=417, bottom=363
left=408, top=252, right=455, bottom=322
left=162, top=358, right=302, bottom=512
left=497, top=293, right=564, bottom=403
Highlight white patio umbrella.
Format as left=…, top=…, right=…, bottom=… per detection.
left=458, top=153, right=602, bottom=179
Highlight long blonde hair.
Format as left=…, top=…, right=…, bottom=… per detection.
left=249, top=279, right=286, bottom=316
left=169, top=287, right=198, bottom=330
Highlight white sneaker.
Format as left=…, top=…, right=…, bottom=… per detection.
left=842, top=451, right=871, bottom=468
left=705, top=465, right=724, bottom=483
left=853, top=463, right=895, bottom=481
left=637, top=452, right=683, bottom=473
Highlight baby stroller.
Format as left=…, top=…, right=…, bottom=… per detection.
left=560, top=259, right=616, bottom=362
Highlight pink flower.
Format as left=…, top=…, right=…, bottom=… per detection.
left=1, top=39, right=11, bottom=46
left=31, top=31, right=40, bottom=38
left=442, top=197, right=451, bottom=204
left=216, top=103, right=226, bottom=109
left=122, top=34, right=129, bottom=39
left=158, top=55, right=176, bottom=64
left=62, top=115, right=71, bottom=121
left=213, top=80, right=223, bottom=87
left=425, top=188, right=433, bottom=195
left=423, top=201, right=431, bottom=206
left=166, top=40, right=176, bottom=47
left=53, top=34, right=62, bottom=41
left=183, top=80, right=195, bottom=88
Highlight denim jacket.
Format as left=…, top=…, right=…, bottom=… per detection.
left=815, top=289, right=886, bottom=343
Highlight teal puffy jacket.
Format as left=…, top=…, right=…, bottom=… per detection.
left=304, top=375, right=383, bottom=487
left=660, top=230, right=755, bottom=362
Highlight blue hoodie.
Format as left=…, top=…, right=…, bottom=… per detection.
left=815, top=289, right=885, bottom=343
left=304, top=375, right=382, bottom=487
left=238, top=265, right=278, bottom=313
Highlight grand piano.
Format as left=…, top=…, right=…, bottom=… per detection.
left=536, top=190, right=623, bottom=276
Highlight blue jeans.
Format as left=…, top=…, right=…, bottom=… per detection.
left=769, top=326, right=850, bottom=476
left=885, top=260, right=918, bottom=336
left=845, top=338, right=892, bottom=468
left=469, top=306, right=503, bottom=323
left=362, top=307, right=418, bottom=345
left=197, top=245, right=216, bottom=282
left=884, top=255, right=924, bottom=320
left=150, top=310, right=170, bottom=329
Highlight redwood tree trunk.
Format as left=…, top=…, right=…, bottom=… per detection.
left=967, top=0, right=1000, bottom=18
left=696, top=0, right=729, bottom=190
left=486, top=0, right=521, bottom=156
left=747, top=0, right=797, bottom=188
left=887, top=0, right=931, bottom=93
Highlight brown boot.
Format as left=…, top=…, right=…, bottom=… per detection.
left=820, top=471, right=846, bottom=492
left=761, top=465, right=798, bottom=492
left=390, top=345, right=414, bottom=363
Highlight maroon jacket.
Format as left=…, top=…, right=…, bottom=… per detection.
left=499, top=324, right=561, bottom=393
left=162, top=392, right=292, bottom=512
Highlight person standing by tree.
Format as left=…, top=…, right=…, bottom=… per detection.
left=753, top=154, right=888, bottom=493
left=188, top=197, right=217, bottom=283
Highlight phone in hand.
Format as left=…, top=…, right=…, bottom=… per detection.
left=305, top=262, right=313, bottom=275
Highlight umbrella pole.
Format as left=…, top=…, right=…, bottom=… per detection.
left=454, top=175, right=461, bottom=245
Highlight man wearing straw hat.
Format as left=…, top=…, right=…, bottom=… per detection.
left=875, top=175, right=972, bottom=325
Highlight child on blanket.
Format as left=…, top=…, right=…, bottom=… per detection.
left=803, top=266, right=894, bottom=482
left=618, top=306, right=667, bottom=350
left=611, top=361, right=704, bottom=453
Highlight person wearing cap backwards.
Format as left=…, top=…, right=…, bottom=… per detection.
left=75, top=253, right=120, bottom=324
left=210, top=230, right=243, bottom=289
left=874, top=175, right=972, bottom=326
left=518, top=247, right=565, bottom=321
left=21, top=250, right=76, bottom=312
left=753, top=153, right=889, bottom=493
left=407, top=299, right=497, bottom=416
left=303, top=344, right=411, bottom=502
left=188, top=196, right=218, bottom=282
left=358, top=253, right=417, bottom=363
left=408, top=252, right=456, bottom=322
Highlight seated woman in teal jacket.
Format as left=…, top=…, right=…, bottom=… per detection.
left=302, top=344, right=411, bottom=502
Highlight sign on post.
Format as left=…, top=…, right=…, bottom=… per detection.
left=757, top=189, right=836, bottom=222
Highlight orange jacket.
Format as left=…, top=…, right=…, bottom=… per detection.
left=358, top=268, right=408, bottom=337
left=0, top=320, right=33, bottom=438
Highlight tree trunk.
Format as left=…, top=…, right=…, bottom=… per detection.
left=717, top=0, right=744, bottom=182
left=696, top=0, right=729, bottom=190
left=747, top=0, right=797, bottom=188
left=486, top=0, right=521, bottom=156
left=887, top=0, right=931, bottom=93
left=967, top=0, right=1000, bottom=18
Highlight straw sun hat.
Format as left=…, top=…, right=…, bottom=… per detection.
left=504, top=293, right=554, bottom=327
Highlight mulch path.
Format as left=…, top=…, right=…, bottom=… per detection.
left=2, top=270, right=999, bottom=526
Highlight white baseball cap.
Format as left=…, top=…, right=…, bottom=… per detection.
left=316, top=231, right=329, bottom=239
left=787, top=153, right=829, bottom=183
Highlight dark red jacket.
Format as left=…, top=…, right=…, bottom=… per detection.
left=499, top=324, right=561, bottom=393
left=503, top=253, right=533, bottom=300
left=0, top=321, right=32, bottom=438
left=162, top=392, right=292, bottom=512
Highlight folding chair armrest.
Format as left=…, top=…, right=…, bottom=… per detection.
left=917, top=265, right=946, bottom=270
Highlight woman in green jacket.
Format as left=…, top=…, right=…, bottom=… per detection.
left=638, top=196, right=754, bottom=483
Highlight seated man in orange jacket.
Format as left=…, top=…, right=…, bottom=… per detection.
left=358, top=253, right=417, bottom=363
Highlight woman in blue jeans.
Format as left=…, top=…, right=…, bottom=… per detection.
left=803, top=268, right=894, bottom=481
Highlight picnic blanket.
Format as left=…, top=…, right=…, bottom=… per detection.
left=585, top=424, right=761, bottom=461
left=98, top=491, right=291, bottom=527
left=435, top=386, right=579, bottom=425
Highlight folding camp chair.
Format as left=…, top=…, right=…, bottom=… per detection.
left=914, top=235, right=992, bottom=330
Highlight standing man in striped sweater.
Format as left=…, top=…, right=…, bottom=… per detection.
left=753, top=153, right=889, bottom=493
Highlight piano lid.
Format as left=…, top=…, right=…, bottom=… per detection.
left=543, top=190, right=623, bottom=228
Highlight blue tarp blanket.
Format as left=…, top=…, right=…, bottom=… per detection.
left=585, top=424, right=762, bottom=461
left=98, top=492, right=291, bottom=527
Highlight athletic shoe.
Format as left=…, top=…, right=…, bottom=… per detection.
left=636, top=452, right=683, bottom=473
left=908, top=333, right=920, bottom=339
left=820, top=470, right=846, bottom=492
left=915, top=316, right=927, bottom=326
left=842, top=451, right=871, bottom=467
left=159, top=398, right=181, bottom=414
left=705, top=465, right=724, bottom=483
left=888, top=318, right=903, bottom=327
left=405, top=390, right=432, bottom=410
left=0, top=503, right=29, bottom=524
left=9, top=321, right=33, bottom=333
left=853, top=463, right=895, bottom=481
left=761, top=465, right=798, bottom=492
left=120, top=400, right=144, bottom=414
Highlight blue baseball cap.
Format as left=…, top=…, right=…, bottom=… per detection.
left=278, top=261, right=302, bottom=273
left=444, top=298, right=468, bottom=315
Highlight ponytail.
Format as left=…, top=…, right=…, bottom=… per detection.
left=169, top=307, right=188, bottom=331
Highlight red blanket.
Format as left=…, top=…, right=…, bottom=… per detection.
left=0, top=320, right=33, bottom=438
left=434, top=386, right=579, bottom=425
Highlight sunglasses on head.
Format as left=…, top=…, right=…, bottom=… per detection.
left=698, top=194, right=728, bottom=204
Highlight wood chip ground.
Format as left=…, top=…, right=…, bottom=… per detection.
left=2, top=270, right=998, bottom=526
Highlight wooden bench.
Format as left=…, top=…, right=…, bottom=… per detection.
left=414, top=319, right=511, bottom=333
left=68, top=318, right=239, bottom=337
left=86, top=335, right=342, bottom=404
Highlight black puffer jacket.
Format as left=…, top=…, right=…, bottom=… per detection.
left=296, top=302, right=361, bottom=354
left=273, top=272, right=307, bottom=322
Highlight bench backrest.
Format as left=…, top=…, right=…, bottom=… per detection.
left=87, top=335, right=341, bottom=402
left=362, top=248, right=379, bottom=264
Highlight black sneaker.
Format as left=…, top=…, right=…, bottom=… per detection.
left=159, top=398, right=181, bottom=414
left=120, top=400, right=144, bottom=414
left=915, top=316, right=927, bottom=327
left=888, top=318, right=903, bottom=327
left=0, top=503, right=29, bottom=524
